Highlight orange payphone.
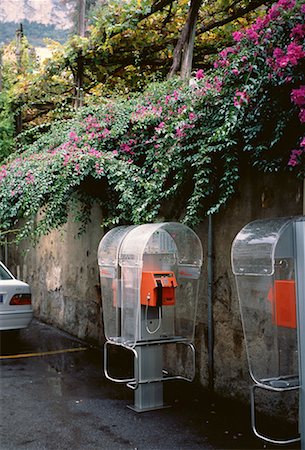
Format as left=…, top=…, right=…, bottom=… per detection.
left=268, top=280, right=296, bottom=329
left=140, top=271, right=177, bottom=307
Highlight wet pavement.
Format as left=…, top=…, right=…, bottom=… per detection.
left=0, top=320, right=301, bottom=450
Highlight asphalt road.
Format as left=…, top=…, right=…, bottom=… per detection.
left=0, top=320, right=300, bottom=450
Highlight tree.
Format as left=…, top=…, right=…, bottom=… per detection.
left=0, top=32, right=39, bottom=158
left=0, top=0, right=272, bottom=146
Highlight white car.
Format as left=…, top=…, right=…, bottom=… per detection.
left=0, top=261, right=33, bottom=331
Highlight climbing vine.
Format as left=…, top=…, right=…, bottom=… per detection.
left=0, top=0, right=304, bottom=243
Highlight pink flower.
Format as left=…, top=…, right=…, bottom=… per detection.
left=120, top=143, right=131, bottom=153
left=213, top=76, right=223, bottom=92
left=267, top=0, right=295, bottom=20
left=84, top=115, right=102, bottom=132
left=178, top=105, right=187, bottom=114
left=290, top=24, right=305, bottom=39
left=232, top=69, right=239, bottom=76
left=245, top=28, right=259, bottom=43
left=89, top=132, right=96, bottom=140
left=288, top=148, right=304, bottom=166
left=152, top=106, right=162, bottom=116
left=120, top=143, right=135, bottom=155
left=26, top=171, right=35, bottom=184
left=277, top=0, right=295, bottom=9
left=232, top=31, right=244, bottom=42
left=219, top=58, right=230, bottom=67
left=273, top=48, right=290, bottom=68
left=95, top=163, right=104, bottom=175
left=63, top=154, right=71, bottom=166
left=0, top=167, right=7, bottom=182
left=234, top=90, right=249, bottom=107
left=88, top=148, right=102, bottom=158
left=291, top=86, right=305, bottom=106
left=100, top=128, right=110, bottom=138
left=250, top=17, right=266, bottom=32
left=220, top=47, right=236, bottom=58
left=75, top=163, right=80, bottom=173
left=175, top=127, right=185, bottom=138
left=273, top=43, right=305, bottom=69
left=172, top=90, right=179, bottom=101
left=286, top=42, right=305, bottom=65
left=189, top=112, right=197, bottom=121
left=69, top=131, right=79, bottom=142
left=300, top=137, right=305, bottom=147
left=155, top=122, right=165, bottom=131
left=195, top=69, right=204, bottom=80
left=284, top=76, right=293, bottom=83
left=299, top=109, right=305, bottom=123
left=273, top=47, right=284, bottom=59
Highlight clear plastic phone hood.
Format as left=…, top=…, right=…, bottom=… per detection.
left=231, top=216, right=305, bottom=445
left=98, top=222, right=202, bottom=346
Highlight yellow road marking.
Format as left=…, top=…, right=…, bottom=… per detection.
left=0, top=346, right=88, bottom=360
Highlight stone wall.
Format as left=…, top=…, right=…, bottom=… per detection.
left=8, top=202, right=104, bottom=343
left=7, top=171, right=304, bottom=409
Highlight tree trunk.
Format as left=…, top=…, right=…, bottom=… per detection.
left=74, top=0, right=86, bottom=108
left=78, top=0, right=86, bottom=37
left=0, top=48, right=3, bottom=92
left=180, top=8, right=198, bottom=79
left=74, top=53, right=84, bottom=108
left=168, top=0, right=202, bottom=79
left=15, top=24, right=23, bottom=134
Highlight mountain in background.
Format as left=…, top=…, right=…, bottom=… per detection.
left=0, top=0, right=74, bottom=46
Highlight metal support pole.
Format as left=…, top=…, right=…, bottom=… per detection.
left=129, top=307, right=165, bottom=412
left=131, top=345, right=165, bottom=412
left=207, top=214, right=214, bottom=391
left=4, top=238, right=8, bottom=267
left=295, top=220, right=305, bottom=450
left=303, top=179, right=305, bottom=215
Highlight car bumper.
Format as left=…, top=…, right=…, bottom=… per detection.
left=0, top=310, right=33, bottom=330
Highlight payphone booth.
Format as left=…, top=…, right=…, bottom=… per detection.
left=98, top=222, right=202, bottom=412
left=231, top=216, right=305, bottom=445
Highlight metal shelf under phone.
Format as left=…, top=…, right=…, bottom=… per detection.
left=250, top=376, right=300, bottom=445
left=104, top=337, right=196, bottom=391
